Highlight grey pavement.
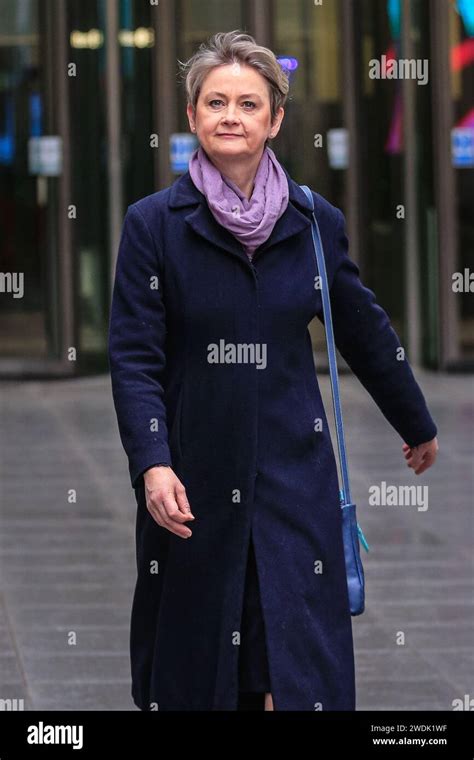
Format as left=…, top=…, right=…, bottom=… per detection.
left=0, top=368, right=472, bottom=710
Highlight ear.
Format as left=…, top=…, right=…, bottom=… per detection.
left=186, top=103, right=196, bottom=132
left=269, top=107, right=284, bottom=139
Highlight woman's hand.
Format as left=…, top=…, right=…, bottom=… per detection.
left=143, top=466, right=195, bottom=538
left=402, top=437, right=439, bottom=475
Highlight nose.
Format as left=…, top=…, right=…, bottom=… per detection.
left=221, top=102, right=240, bottom=125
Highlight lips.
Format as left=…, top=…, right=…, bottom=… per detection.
left=216, top=134, right=243, bottom=137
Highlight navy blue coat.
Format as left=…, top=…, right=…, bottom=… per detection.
left=108, top=167, right=437, bottom=711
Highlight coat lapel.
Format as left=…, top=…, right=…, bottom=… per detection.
left=168, top=164, right=313, bottom=265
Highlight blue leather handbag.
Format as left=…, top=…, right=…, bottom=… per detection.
left=300, top=185, right=369, bottom=616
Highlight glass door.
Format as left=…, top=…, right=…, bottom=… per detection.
left=0, top=0, right=59, bottom=361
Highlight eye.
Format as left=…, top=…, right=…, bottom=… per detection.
left=208, top=98, right=256, bottom=110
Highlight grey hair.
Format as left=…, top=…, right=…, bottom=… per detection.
left=178, top=30, right=289, bottom=128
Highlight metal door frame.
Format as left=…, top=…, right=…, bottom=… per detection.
left=430, top=0, right=460, bottom=369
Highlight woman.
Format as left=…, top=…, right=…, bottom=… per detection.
left=108, top=30, right=439, bottom=712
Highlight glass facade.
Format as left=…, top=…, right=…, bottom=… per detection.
left=174, top=0, right=243, bottom=136
left=67, top=0, right=108, bottom=361
left=0, top=0, right=472, bottom=375
left=449, top=0, right=474, bottom=361
left=357, top=0, right=406, bottom=341
left=119, top=0, right=154, bottom=207
left=273, top=0, right=344, bottom=209
left=272, top=0, right=345, bottom=357
left=0, top=0, right=60, bottom=360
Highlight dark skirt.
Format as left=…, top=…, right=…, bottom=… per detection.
left=238, top=532, right=271, bottom=694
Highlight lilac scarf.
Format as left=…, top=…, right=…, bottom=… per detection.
left=188, top=145, right=289, bottom=260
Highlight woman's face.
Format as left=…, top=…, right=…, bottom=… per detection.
left=187, top=63, right=284, bottom=163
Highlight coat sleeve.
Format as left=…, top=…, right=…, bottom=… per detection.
left=108, top=203, right=173, bottom=489
left=321, top=207, right=438, bottom=448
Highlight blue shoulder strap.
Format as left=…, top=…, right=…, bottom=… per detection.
left=300, top=186, right=369, bottom=553
left=300, top=185, right=352, bottom=506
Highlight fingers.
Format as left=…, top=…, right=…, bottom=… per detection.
left=402, top=442, right=438, bottom=475
left=145, top=478, right=195, bottom=539
left=413, top=450, right=436, bottom=475
left=404, top=447, right=423, bottom=471
left=403, top=443, right=420, bottom=462
left=175, top=482, right=194, bottom=518
left=155, top=493, right=194, bottom=539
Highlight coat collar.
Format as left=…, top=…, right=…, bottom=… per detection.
left=168, top=163, right=313, bottom=265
